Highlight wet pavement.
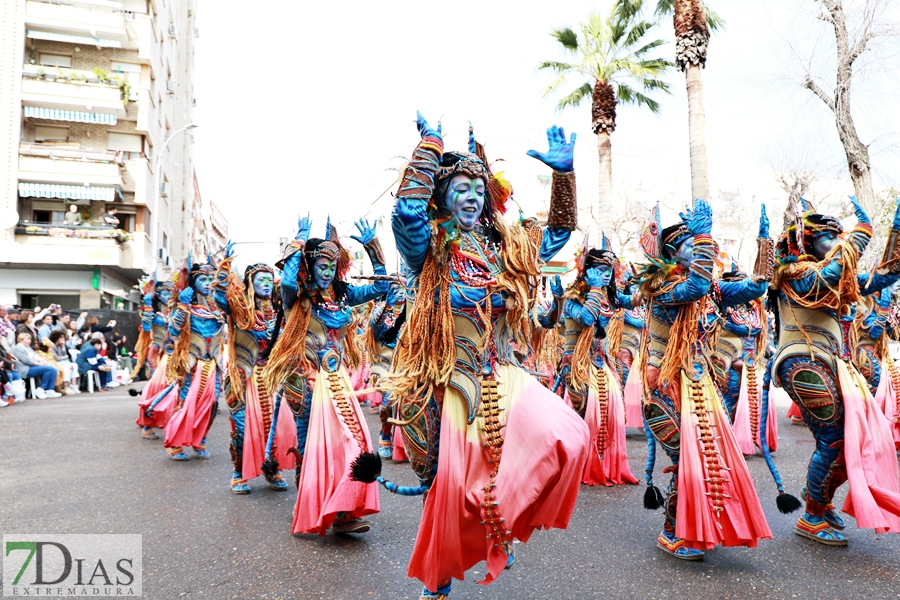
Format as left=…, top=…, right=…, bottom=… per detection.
left=1, top=385, right=899, bottom=599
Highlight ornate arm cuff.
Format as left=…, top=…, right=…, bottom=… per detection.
left=547, top=171, right=577, bottom=231
left=396, top=136, right=443, bottom=203
left=881, top=227, right=900, bottom=274
left=753, top=237, right=775, bottom=281
left=689, top=234, right=715, bottom=282
left=364, top=237, right=386, bottom=267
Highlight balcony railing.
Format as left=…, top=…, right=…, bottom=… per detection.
left=25, top=0, right=131, bottom=47
left=21, top=73, right=127, bottom=117
left=15, top=223, right=129, bottom=243
left=19, top=154, right=122, bottom=187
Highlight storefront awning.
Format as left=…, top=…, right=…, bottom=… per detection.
left=26, top=30, right=121, bottom=48
left=23, top=106, right=117, bottom=125
left=18, top=183, right=119, bottom=201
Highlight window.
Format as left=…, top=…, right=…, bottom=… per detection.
left=107, top=132, right=143, bottom=152
left=39, top=54, right=71, bottom=68
left=32, top=210, right=65, bottom=225
left=34, top=125, right=69, bottom=142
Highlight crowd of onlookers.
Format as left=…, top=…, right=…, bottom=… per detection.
left=0, top=304, right=135, bottom=406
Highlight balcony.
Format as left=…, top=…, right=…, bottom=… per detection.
left=21, top=71, right=126, bottom=118
left=25, top=0, right=133, bottom=49
left=121, top=158, right=151, bottom=203
left=10, top=225, right=152, bottom=277
left=18, top=152, right=123, bottom=187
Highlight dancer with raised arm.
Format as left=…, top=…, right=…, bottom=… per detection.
left=163, top=258, right=226, bottom=461
left=639, top=202, right=775, bottom=561
left=214, top=247, right=296, bottom=494
left=384, top=114, right=589, bottom=599
left=133, top=277, right=175, bottom=440
left=264, top=217, right=388, bottom=535
left=768, top=196, right=900, bottom=545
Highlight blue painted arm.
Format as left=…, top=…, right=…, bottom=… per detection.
left=539, top=227, right=571, bottom=263
left=280, top=250, right=302, bottom=310
left=719, top=278, right=767, bottom=308
left=345, top=240, right=389, bottom=305
left=859, top=272, right=899, bottom=297
left=563, top=290, right=603, bottom=327
left=391, top=199, right=431, bottom=275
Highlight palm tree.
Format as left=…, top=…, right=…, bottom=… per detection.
left=623, top=0, right=724, bottom=202
left=538, top=2, right=673, bottom=237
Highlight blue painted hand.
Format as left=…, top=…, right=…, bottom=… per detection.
left=178, top=287, right=195, bottom=305
left=550, top=275, right=564, bottom=298
left=224, top=240, right=235, bottom=259
left=759, top=204, right=770, bottom=238
left=350, top=219, right=377, bottom=246
left=295, top=213, right=312, bottom=242
left=849, top=196, right=869, bottom=223
left=526, top=125, right=576, bottom=172
left=415, top=111, right=442, bottom=141
left=681, top=199, right=713, bottom=236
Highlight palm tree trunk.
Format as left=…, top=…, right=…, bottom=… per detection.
left=685, top=65, right=710, bottom=202
left=592, top=80, right=617, bottom=239
left=596, top=131, right=613, bottom=239
left=675, top=0, right=711, bottom=203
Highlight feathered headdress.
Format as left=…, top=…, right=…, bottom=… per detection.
left=776, top=195, right=843, bottom=264
left=640, top=202, right=662, bottom=260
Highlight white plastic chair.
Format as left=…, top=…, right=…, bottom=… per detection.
left=86, top=370, right=102, bottom=393
left=28, top=377, right=37, bottom=398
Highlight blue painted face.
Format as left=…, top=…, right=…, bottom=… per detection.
left=252, top=271, right=274, bottom=299
left=675, top=237, right=695, bottom=268
left=158, top=289, right=172, bottom=306
left=811, top=231, right=837, bottom=260
left=594, top=264, right=613, bottom=287
left=314, top=258, right=336, bottom=290
left=443, top=174, right=486, bottom=232
left=193, top=274, right=214, bottom=297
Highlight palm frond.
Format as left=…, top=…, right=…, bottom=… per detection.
left=537, top=61, right=578, bottom=75
left=703, top=5, right=726, bottom=32
left=556, top=82, right=593, bottom=111
left=551, top=27, right=579, bottom=51
left=616, top=84, right=662, bottom=112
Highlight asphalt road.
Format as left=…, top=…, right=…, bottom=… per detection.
left=1, top=385, right=899, bottom=600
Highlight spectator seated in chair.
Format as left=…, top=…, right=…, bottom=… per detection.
left=11, top=333, right=61, bottom=399
left=76, top=337, right=115, bottom=391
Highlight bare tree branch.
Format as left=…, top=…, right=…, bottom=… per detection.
left=804, top=74, right=836, bottom=110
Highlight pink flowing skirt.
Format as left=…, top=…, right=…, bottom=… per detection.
left=291, top=366, right=379, bottom=535
left=623, top=349, right=645, bottom=429
left=407, top=364, right=589, bottom=591
left=582, top=364, right=638, bottom=486
left=135, top=356, right=177, bottom=428
left=873, top=357, right=900, bottom=451
left=164, top=360, right=219, bottom=449
left=241, top=370, right=297, bottom=481
left=732, top=362, right=778, bottom=455
left=676, top=373, right=772, bottom=550
left=837, top=361, right=900, bottom=533
left=392, top=423, right=407, bottom=461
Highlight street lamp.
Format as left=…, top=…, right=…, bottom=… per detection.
left=151, top=122, right=198, bottom=266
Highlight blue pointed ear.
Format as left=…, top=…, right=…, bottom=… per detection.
left=799, top=197, right=811, bottom=212
left=601, top=232, right=611, bottom=251
left=325, top=215, right=332, bottom=240
left=468, top=122, right=476, bottom=153
left=186, top=252, right=193, bottom=271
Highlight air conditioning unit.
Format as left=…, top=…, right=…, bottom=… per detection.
left=191, top=97, right=196, bottom=107
left=168, top=24, right=177, bottom=39
left=189, top=134, right=195, bottom=143
left=164, top=255, right=171, bottom=267
left=194, top=27, right=199, bottom=38
left=159, top=181, right=169, bottom=197
left=166, top=80, right=177, bottom=94
left=156, top=247, right=168, bottom=260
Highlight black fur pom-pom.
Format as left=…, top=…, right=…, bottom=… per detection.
left=776, top=492, right=802, bottom=514
left=128, top=387, right=141, bottom=397
left=349, top=451, right=382, bottom=483
left=261, top=459, right=279, bottom=479
left=643, top=485, right=665, bottom=510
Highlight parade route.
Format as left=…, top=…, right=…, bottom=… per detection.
left=2, top=385, right=898, bottom=599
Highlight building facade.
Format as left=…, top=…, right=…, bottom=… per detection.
left=0, top=0, right=205, bottom=310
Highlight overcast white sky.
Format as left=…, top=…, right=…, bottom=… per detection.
left=192, top=0, right=900, bottom=268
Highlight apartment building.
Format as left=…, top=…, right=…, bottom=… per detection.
left=0, top=0, right=208, bottom=310
left=188, top=171, right=228, bottom=259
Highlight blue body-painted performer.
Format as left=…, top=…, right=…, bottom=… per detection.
left=768, top=196, right=900, bottom=545
left=162, top=260, right=226, bottom=461
left=639, top=202, right=776, bottom=560
left=264, top=217, right=388, bottom=535
left=367, top=279, right=407, bottom=459
left=559, top=239, right=639, bottom=486
left=855, top=283, right=899, bottom=395
left=382, top=114, right=589, bottom=599
left=133, top=278, right=174, bottom=440
left=213, top=249, right=293, bottom=494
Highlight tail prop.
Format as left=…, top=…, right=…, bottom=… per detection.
left=760, top=357, right=802, bottom=514
left=643, top=416, right=664, bottom=509
left=261, top=393, right=282, bottom=478
left=376, top=476, right=429, bottom=496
